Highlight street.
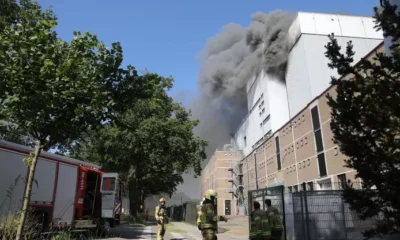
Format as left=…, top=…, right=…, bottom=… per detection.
left=104, top=217, right=248, bottom=240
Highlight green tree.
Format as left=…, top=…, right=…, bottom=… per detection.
left=0, top=0, right=158, bottom=237
left=72, top=77, right=207, bottom=217
left=324, top=0, right=400, bottom=237
left=0, top=0, right=19, bottom=30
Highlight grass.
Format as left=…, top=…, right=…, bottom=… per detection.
left=166, top=223, right=186, bottom=233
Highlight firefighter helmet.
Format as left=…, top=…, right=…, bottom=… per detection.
left=204, top=189, right=218, bottom=200
left=159, top=198, right=166, bottom=203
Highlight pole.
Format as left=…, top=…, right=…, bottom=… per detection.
left=302, top=182, right=311, bottom=240
left=254, top=151, right=259, bottom=190
left=280, top=185, right=287, bottom=240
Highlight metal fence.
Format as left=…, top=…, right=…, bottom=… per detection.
left=246, top=183, right=394, bottom=240
left=166, top=201, right=198, bottom=225
left=248, top=185, right=286, bottom=240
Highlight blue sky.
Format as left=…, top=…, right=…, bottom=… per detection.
left=38, top=0, right=379, bottom=105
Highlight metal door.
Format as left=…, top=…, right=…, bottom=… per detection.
left=225, top=200, right=231, bottom=215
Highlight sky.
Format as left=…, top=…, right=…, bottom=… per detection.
left=37, top=0, right=381, bottom=199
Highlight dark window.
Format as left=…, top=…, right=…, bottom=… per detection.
left=244, top=136, right=247, bottom=146
left=307, top=182, right=314, bottom=191
left=275, top=136, right=281, bottom=170
left=263, top=115, right=270, bottom=124
left=315, top=129, right=324, bottom=153
left=311, top=106, right=321, bottom=130
left=239, top=176, right=243, bottom=185
left=317, top=153, right=327, bottom=177
left=338, top=174, right=347, bottom=189
left=102, top=177, right=116, bottom=191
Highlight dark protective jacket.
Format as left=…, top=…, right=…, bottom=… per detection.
left=199, top=199, right=226, bottom=230
left=266, top=206, right=283, bottom=230
left=250, top=209, right=271, bottom=239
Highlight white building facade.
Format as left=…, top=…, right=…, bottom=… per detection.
left=233, top=12, right=383, bottom=158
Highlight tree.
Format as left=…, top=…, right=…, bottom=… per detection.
left=0, top=0, right=158, bottom=238
left=324, top=0, right=400, bottom=237
left=71, top=76, right=208, bottom=217
left=0, top=0, right=19, bottom=30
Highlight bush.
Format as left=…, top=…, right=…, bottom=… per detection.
left=0, top=209, right=40, bottom=240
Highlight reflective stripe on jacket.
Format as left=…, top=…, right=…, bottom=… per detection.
left=250, top=209, right=271, bottom=238
left=197, top=208, right=202, bottom=225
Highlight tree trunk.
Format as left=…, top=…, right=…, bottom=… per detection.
left=15, top=141, right=42, bottom=240
left=128, top=165, right=139, bottom=218
left=128, top=179, right=139, bottom=218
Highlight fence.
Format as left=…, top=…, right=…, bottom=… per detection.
left=247, top=183, right=391, bottom=240
left=166, top=201, right=198, bottom=225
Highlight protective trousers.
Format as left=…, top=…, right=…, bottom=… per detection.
left=157, top=219, right=166, bottom=240
left=271, top=229, right=283, bottom=240
left=201, top=228, right=217, bottom=240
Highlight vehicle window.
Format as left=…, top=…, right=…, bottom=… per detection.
left=102, top=177, right=116, bottom=191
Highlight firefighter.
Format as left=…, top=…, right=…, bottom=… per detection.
left=264, top=199, right=283, bottom=240
left=155, top=198, right=168, bottom=240
left=199, top=189, right=228, bottom=239
left=197, top=198, right=205, bottom=230
left=250, top=201, right=271, bottom=240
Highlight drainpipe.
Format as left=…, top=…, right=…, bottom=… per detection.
left=254, top=151, right=259, bottom=190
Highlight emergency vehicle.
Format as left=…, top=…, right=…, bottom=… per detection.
left=0, top=140, right=123, bottom=236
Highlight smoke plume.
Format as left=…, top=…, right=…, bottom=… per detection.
left=192, top=10, right=296, bottom=159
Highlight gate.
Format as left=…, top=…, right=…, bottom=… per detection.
left=292, top=182, right=382, bottom=240
left=248, top=185, right=286, bottom=240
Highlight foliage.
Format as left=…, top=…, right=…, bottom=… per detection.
left=324, top=0, right=400, bottom=237
left=0, top=0, right=19, bottom=31
left=0, top=0, right=164, bottom=236
left=0, top=0, right=156, bottom=151
left=0, top=120, right=34, bottom=147
left=0, top=209, right=40, bottom=240
left=71, top=75, right=208, bottom=216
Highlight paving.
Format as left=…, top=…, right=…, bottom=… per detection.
left=103, top=216, right=249, bottom=240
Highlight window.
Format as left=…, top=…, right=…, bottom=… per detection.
left=294, top=185, right=299, bottom=192
left=317, top=153, right=327, bottom=177
left=102, top=177, right=116, bottom=191
left=338, top=174, right=347, bottom=189
left=307, top=182, right=314, bottom=191
left=311, top=106, right=321, bottom=130
left=275, top=136, right=281, bottom=170
left=311, top=105, right=327, bottom=177
left=315, top=129, right=324, bottom=153
left=244, top=136, right=247, bottom=146
left=264, top=130, right=272, bottom=138
left=259, top=101, right=264, bottom=109
left=263, top=115, right=270, bottom=124
left=288, top=186, right=292, bottom=193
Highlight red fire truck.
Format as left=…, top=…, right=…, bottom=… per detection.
left=0, top=140, right=123, bottom=236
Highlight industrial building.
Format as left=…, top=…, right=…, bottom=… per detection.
left=201, top=12, right=384, bottom=216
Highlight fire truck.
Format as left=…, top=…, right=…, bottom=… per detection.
left=0, top=140, right=123, bottom=236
